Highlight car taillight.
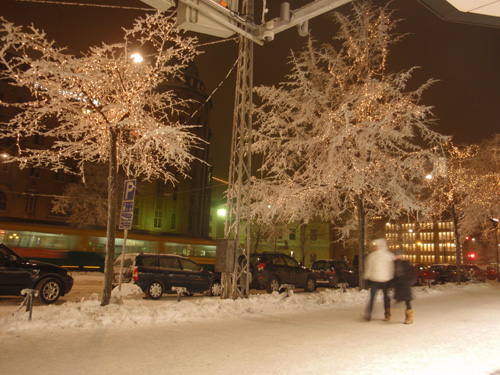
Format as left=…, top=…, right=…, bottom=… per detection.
left=258, top=263, right=266, bottom=272
left=132, top=267, right=139, bottom=282
left=326, top=270, right=336, bottom=275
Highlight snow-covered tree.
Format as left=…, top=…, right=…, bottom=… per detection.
left=428, top=136, right=499, bottom=270
left=51, top=164, right=124, bottom=227
left=458, top=135, right=500, bottom=237
left=250, top=1, right=448, bottom=287
left=0, top=12, right=204, bottom=305
left=457, top=135, right=500, bottom=268
left=426, top=142, right=476, bottom=282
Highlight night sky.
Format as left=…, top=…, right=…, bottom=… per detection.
left=1, top=0, right=499, bottom=184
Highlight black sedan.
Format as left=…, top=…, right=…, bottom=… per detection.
left=0, top=243, right=74, bottom=304
left=311, top=259, right=359, bottom=288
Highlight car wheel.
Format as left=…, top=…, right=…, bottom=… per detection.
left=210, top=281, right=221, bottom=296
left=417, top=276, right=424, bottom=286
left=266, top=276, right=280, bottom=293
left=37, top=277, right=61, bottom=304
left=146, top=281, right=164, bottom=300
left=305, top=277, right=316, bottom=292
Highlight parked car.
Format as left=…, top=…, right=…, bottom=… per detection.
left=412, top=264, right=436, bottom=286
left=0, top=243, right=74, bottom=304
left=113, top=253, right=221, bottom=299
left=460, top=265, right=487, bottom=282
left=485, top=266, right=498, bottom=280
left=430, top=264, right=467, bottom=283
left=311, top=259, right=359, bottom=288
left=245, top=252, right=316, bottom=293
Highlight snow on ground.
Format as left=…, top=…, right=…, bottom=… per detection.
left=1, top=272, right=496, bottom=333
left=2, top=274, right=500, bottom=375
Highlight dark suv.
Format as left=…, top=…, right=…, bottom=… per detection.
left=113, top=253, right=221, bottom=299
left=247, top=252, right=316, bottom=293
left=430, top=264, right=467, bottom=283
left=311, top=259, right=359, bottom=288
left=0, top=243, right=74, bottom=304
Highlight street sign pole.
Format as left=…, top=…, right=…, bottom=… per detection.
left=118, top=179, right=136, bottom=291
left=118, top=230, right=130, bottom=291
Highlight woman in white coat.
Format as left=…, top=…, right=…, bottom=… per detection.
left=363, top=238, right=395, bottom=321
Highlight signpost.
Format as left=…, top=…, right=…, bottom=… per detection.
left=118, top=179, right=136, bottom=290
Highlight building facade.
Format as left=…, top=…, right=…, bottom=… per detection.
left=384, top=220, right=462, bottom=265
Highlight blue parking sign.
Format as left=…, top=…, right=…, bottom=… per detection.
left=119, top=179, right=136, bottom=230
left=122, top=180, right=136, bottom=202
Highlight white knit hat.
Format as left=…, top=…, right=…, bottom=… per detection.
left=373, top=238, right=388, bottom=250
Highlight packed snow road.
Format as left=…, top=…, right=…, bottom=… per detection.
left=1, top=275, right=500, bottom=375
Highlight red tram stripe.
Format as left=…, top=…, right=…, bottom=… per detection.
left=13, top=248, right=66, bottom=259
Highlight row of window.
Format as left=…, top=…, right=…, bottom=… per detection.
left=1, top=163, right=77, bottom=183
left=283, top=228, right=319, bottom=242
left=386, top=222, right=454, bottom=232
left=0, top=189, right=69, bottom=217
left=402, top=255, right=458, bottom=263
left=0, top=189, right=178, bottom=231
left=389, top=231, right=455, bottom=242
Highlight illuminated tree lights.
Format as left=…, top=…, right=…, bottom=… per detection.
left=0, top=12, right=204, bottom=305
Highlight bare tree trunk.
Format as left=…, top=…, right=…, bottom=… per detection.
left=101, top=128, right=118, bottom=306
left=357, top=195, right=367, bottom=289
left=452, top=203, right=462, bottom=285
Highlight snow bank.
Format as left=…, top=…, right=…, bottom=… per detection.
left=2, top=273, right=496, bottom=333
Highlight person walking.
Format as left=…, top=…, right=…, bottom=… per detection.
left=393, top=248, right=414, bottom=324
left=363, top=238, right=395, bottom=321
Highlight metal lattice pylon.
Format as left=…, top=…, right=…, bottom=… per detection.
left=221, top=0, right=254, bottom=299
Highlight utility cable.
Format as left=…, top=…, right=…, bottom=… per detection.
left=12, top=0, right=153, bottom=11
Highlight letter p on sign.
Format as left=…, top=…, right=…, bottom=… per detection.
left=123, top=180, right=136, bottom=202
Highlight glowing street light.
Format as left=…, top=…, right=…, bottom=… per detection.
left=130, top=53, right=143, bottom=63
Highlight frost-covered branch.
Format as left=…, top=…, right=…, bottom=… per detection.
left=0, top=12, right=204, bottom=182
left=251, top=1, right=447, bottom=232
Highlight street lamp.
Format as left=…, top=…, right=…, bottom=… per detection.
left=130, top=53, right=143, bottom=63
left=490, top=218, right=499, bottom=282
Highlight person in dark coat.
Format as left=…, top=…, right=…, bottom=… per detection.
left=393, top=248, right=414, bottom=324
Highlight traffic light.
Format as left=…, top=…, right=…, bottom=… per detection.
left=465, top=236, right=470, bottom=241
left=467, top=253, right=476, bottom=260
